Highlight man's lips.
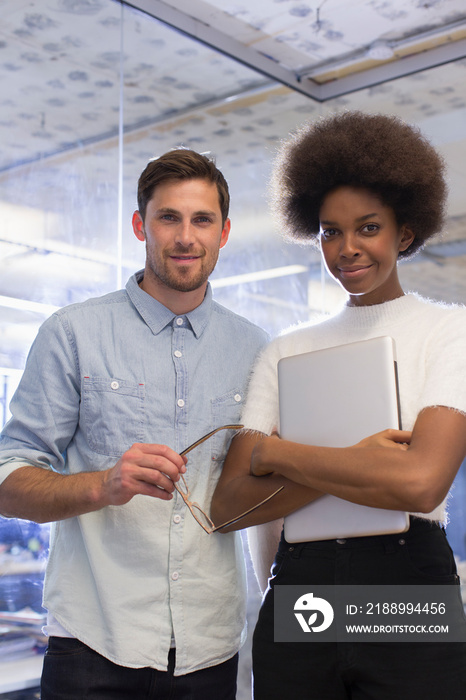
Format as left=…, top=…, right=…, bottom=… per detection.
left=169, top=254, right=201, bottom=263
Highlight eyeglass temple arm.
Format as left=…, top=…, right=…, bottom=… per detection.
left=211, top=485, right=285, bottom=532
left=180, top=424, right=243, bottom=457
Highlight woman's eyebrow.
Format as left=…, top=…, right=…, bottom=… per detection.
left=320, top=212, right=379, bottom=226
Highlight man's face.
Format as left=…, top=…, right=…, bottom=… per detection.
left=132, top=178, right=230, bottom=307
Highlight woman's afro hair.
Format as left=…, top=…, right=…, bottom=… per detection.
left=270, top=111, right=448, bottom=258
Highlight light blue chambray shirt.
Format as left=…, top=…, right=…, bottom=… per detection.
left=0, top=272, right=268, bottom=674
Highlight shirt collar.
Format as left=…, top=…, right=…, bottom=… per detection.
left=126, top=271, right=212, bottom=338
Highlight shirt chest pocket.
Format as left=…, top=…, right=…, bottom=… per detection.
left=210, top=389, right=244, bottom=462
left=81, top=377, right=145, bottom=457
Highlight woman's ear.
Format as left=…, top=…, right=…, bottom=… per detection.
left=399, top=225, right=415, bottom=253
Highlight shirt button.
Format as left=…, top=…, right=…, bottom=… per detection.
left=173, top=514, right=181, bottom=524
left=172, top=572, right=179, bottom=581
left=234, top=394, right=241, bottom=402
left=398, top=538, right=406, bottom=545
left=336, top=539, right=346, bottom=545
left=174, top=350, right=182, bottom=358
left=176, top=317, right=183, bottom=326
left=177, top=399, right=185, bottom=408
left=110, top=381, right=119, bottom=390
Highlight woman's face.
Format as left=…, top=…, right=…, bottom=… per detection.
left=319, top=186, right=414, bottom=307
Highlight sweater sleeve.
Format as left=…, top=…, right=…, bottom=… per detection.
left=247, top=520, right=284, bottom=593
left=240, top=340, right=282, bottom=435
left=419, top=306, right=466, bottom=416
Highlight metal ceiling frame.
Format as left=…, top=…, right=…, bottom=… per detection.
left=123, top=0, right=466, bottom=101
left=315, top=38, right=466, bottom=101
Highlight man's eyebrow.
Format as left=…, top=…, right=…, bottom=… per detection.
left=193, top=209, right=218, bottom=218
left=155, top=207, right=218, bottom=218
left=155, top=207, right=180, bottom=216
left=320, top=212, right=379, bottom=226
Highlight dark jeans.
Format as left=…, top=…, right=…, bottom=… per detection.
left=41, top=638, right=238, bottom=700
left=253, top=517, right=466, bottom=700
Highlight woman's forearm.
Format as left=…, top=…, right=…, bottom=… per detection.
left=211, top=431, right=323, bottom=532
left=251, top=407, right=466, bottom=513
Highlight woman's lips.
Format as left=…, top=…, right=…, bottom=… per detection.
left=338, top=265, right=371, bottom=279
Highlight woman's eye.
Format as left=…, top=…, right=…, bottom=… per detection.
left=320, top=229, right=338, bottom=240
left=362, top=224, right=379, bottom=234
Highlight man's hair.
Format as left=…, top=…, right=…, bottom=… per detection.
left=137, top=148, right=230, bottom=224
left=270, top=111, right=447, bottom=258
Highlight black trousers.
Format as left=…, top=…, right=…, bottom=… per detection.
left=41, top=639, right=238, bottom=700
left=253, top=518, right=466, bottom=700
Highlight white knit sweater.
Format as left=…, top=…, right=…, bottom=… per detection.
left=242, top=293, right=466, bottom=525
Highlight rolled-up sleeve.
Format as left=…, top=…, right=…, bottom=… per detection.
left=0, top=312, right=80, bottom=481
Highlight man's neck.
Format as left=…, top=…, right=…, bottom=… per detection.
left=138, top=276, right=208, bottom=315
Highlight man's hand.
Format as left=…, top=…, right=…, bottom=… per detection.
left=0, top=443, right=188, bottom=522
left=101, top=443, right=187, bottom=506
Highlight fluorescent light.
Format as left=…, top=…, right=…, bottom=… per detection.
left=0, top=295, right=60, bottom=315
left=210, top=264, right=308, bottom=289
left=0, top=265, right=309, bottom=313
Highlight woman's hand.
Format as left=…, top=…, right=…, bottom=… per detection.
left=250, top=428, right=412, bottom=479
left=356, top=428, right=411, bottom=451
left=250, top=431, right=281, bottom=476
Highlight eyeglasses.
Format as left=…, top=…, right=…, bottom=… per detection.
left=174, top=424, right=284, bottom=534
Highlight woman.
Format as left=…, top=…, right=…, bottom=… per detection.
left=211, top=111, right=466, bottom=699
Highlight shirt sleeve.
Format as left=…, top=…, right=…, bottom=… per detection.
left=419, top=306, right=466, bottom=416
left=0, top=312, right=80, bottom=482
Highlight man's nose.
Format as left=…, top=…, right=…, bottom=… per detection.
left=175, top=221, right=195, bottom=247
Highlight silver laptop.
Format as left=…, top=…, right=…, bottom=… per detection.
left=279, top=336, right=409, bottom=543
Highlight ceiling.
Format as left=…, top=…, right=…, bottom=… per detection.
left=131, top=0, right=466, bottom=98
left=1, top=0, right=465, bottom=171
left=1, top=0, right=466, bottom=365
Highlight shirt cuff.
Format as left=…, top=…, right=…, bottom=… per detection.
left=0, top=457, right=41, bottom=486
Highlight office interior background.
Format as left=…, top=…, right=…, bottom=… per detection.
left=0, top=0, right=466, bottom=697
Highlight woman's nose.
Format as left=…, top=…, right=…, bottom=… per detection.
left=339, top=233, right=360, bottom=257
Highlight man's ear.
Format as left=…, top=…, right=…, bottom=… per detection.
left=132, top=211, right=145, bottom=242
left=219, top=218, right=231, bottom=250
left=399, top=225, right=415, bottom=253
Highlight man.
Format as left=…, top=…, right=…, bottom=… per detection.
left=0, top=149, right=268, bottom=699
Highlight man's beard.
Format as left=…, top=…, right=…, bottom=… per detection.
left=146, top=246, right=219, bottom=293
